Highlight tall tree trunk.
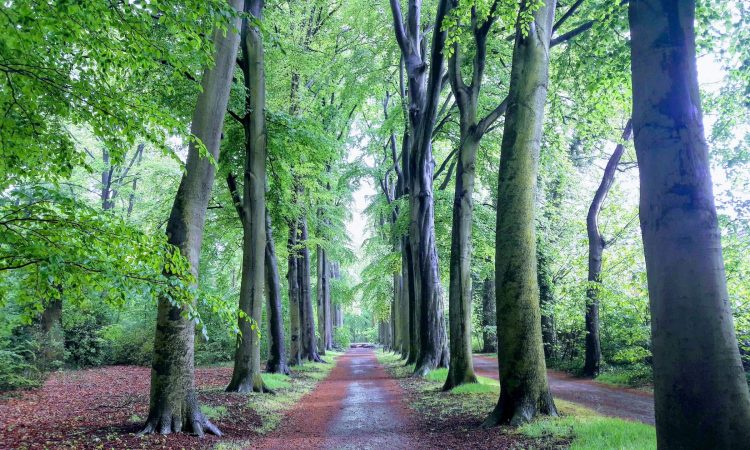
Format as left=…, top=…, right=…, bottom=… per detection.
left=481, top=276, right=496, bottom=353
left=227, top=0, right=267, bottom=394
left=629, top=1, right=750, bottom=447
left=287, top=220, right=302, bottom=366
left=316, top=244, right=328, bottom=356
left=403, top=235, right=418, bottom=364
left=484, top=0, right=558, bottom=427
left=142, top=0, right=242, bottom=435
left=445, top=134, right=480, bottom=389
left=582, top=120, right=633, bottom=377
left=298, top=217, right=322, bottom=362
left=264, top=210, right=289, bottom=375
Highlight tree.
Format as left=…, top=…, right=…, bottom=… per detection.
left=484, top=0, right=558, bottom=427
left=389, top=0, right=451, bottom=377
left=629, top=0, right=750, bottom=447
left=141, top=0, right=242, bottom=435
left=225, top=0, right=269, bottom=394
left=443, top=0, right=509, bottom=390
left=264, top=209, right=290, bottom=375
left=583, top=120, right=632, bottom=378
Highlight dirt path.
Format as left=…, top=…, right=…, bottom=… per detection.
left=257, top=348, right=416, bottom=449
left=472, top=355, right=655, bottom=424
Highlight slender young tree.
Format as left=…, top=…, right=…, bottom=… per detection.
left=583, top=120, right=632, bottom=378
left=629, top=1, right=750, bottom=447
left=484, top=0, right=558, bottom=427
left=141, top=0, right=242, bottom=435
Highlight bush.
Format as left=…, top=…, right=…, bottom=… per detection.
left=333, top=327, right=351, bottom=350
left=64, top=317, right=106, bottom=368
left=0, top=346, right=41, bottom=391
left=100, top=321, right=154, bottom=366
left=596, top=365, right=653, bottom=388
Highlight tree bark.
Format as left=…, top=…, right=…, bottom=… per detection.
left=582, top=120, right=633, bottom=377
left=484, top=0, right=558, bottom=427
left=316, top=244, right=328, bottom=355
left=298, top=216, right=322, bottom=362
left=391, top=0, right=452, bottom=377
left=629, top=1, right=750, bottom=447
left=142, top=0, right=242, bottom=435
left=481, top=277, right=496, bottom=353
left=227, top=0, right=268, bottom=394
left=287, top=219, right=302, bottom=366
left=264, top=210, right=289, bottom=375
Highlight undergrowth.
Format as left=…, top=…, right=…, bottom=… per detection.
left=376, top=350, right=656, bottom=450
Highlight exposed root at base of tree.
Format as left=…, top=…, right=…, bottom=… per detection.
left=481, top=395, right=558, bottom=428
left=139, top=412, right=222, bottom=437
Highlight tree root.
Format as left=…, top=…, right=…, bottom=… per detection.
left=139, top=411, right=222, bottom=437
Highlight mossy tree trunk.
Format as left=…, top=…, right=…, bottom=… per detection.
left=582, top=120, right=632, bottom=378
left=226, top=0, right=268, bottom=394
left=483, top=0, right=558, bottom=427
left=142, top=0, right=242, bottom=435
left=629, top=1, right=750, bottom=447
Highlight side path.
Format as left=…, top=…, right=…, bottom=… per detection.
left=255, top=348, right=416, bottom=449
left=473, top=355, right=655, bottom=424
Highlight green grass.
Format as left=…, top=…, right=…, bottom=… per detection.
left=595, top=366, right=653, bottom=389
left=262, top=373, right=291, bottom=390
left=200, top=404, right=228, bottom=420
left=520, top=415, right=656, bottom=450
left=377, top=350, right=655, bottom=450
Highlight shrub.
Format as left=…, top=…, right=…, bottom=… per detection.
left=64, top=317, right=106, bottom=368
left=100, top=321, right=154, bottom=366
left=0, top=346, right=41, bottom=391
left=333, top=327, right=350, bottom=350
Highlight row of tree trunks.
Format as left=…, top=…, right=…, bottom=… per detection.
left=142, top=0, right=243, bottom=435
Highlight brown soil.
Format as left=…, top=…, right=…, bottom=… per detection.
left=472, top=355, right=655, bottom=424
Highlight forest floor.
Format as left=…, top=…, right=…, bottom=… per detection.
left=0, top=349, right=656, bottom=449
left=472, top=355, right=655, bottom=424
